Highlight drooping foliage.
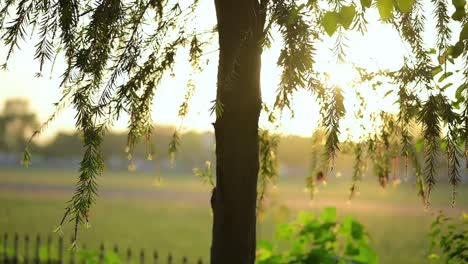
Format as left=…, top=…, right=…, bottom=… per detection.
left=263, top=0, right=466, bottom=207
left=0, top=0, right=466, bottom=243
left=1, top=0, right=209, bottom=242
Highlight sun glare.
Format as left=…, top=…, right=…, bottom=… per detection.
left=0, top=7, right=408, bottom=142
left=325, top=63, right=358, bottom=88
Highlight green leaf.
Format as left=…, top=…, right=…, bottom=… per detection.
left=322, top=12, right=340, bottom=36
left=287, top=6, right=301, bottom=25
left=351, top=221, right=365, bottom=240
left=377, top=0, right=394, bottom=20
left=438, top=72, right=453, bottom=83
left=460, top=23, right=468, bottom=41
left=455, top=84, right=467, bottom=101
left=452, top=0, right=466, bottom=8
left=297, top=211, right=314, bottom=224
left=451, top=8, right=465, bottom=21
left=431, top=66, right=443, bottom=77
left=339, top=5, right=356, bottom=29
left=440, top=140, right=448, bottom=151
left=354, top=245, right=379, bottom=264
left=441, top=82, right=453, bottom=90
left=257, top=240, right=273, bottom=252
left=428, top=253, right=440, bottom=261
left=275, top=223, right=294, bottom=240
left=345, top=242, right=360, bottom=256
left=415, top=138, right=424, bottom=153
left=448, top=42, right=464, bottom=58
left=341, top=216, right=365, bottom=240
left=396, top=0, right=415, bottom=13
left=21, top=148, right=32, bottom=168
left=360, top=0, right=372, bottom=9
left=384, top=90, right=394, bottom=98
left=319, top=207, right=337, bottom=223
left=437, top=55, right=446, bottom=65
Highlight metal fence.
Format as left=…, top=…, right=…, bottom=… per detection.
left=1, top=233, right=204, bottom=264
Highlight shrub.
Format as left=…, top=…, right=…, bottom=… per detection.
left=256, top=207, right=378, bottom=264
left=428, top=212, right=468, bottom=263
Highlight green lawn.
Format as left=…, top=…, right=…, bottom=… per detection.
left=1, top=168, right=467, bottom=263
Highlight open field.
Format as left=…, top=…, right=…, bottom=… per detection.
left=1, top=168, right=467, bottom=263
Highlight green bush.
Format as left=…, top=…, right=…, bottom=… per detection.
left=256, top=207, right=378, bottom=264
left=428, top=212, right=468, bottom=263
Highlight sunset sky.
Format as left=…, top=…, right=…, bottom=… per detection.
left=0, top=1, right=461, bottom=143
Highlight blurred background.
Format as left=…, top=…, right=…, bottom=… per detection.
left=0, top=97, right=467, bottom=263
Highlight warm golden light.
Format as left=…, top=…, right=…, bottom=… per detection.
left=0, top=7, right=427, bottom=141
left=325, top=63, right=358, bottom=88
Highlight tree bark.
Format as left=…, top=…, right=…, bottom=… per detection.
left=211, top=1, right=265, bottom=264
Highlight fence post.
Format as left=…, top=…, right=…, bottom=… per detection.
left=69, top=237, right=75, bottom=264
left=58, top=237, right=64, bottom=264
left=167, top=253, right=172, bottom=264
left=139, top=249, right=145, bottom=264
left=3, top=233, right=7, bottom=264
left=24, top=235, right=29, bottom=264
left=46, top=235, right=52, bottom=264
left=13, top=233, right=18, bottom=264
left=126, top=248, right=132, bottom=264
left=34, top=235, right=40, bottom=264
left=112, top=244, right=119, bottom=261
left=99, top=243, right=104, bottom=263
left=152, top=251, right=158, bottom=264
left=1, top=234, right=208, bottom=264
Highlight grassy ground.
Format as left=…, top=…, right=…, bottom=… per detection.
left=1, top=168, right=467, bottom=263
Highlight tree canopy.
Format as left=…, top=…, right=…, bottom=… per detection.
left=0, top=0, right=466, bottom=252
left=0, top=99, right=38, bottom=152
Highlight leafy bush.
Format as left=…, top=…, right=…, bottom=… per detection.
left=256, top=207, right=378, bottom=264
left=428, top=212, right=468, bottom=263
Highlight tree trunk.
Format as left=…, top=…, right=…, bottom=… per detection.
left=211, top=1, right=265, bottom=264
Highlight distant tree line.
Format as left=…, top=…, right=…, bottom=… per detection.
left=0, top=99, right=464, bottom=183
left=24, top=127, right=320, bottom=176
left=0, top=99, right=38, bottom=152
left=0, top=99, right=317, bottom=175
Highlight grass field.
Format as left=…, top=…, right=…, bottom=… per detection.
left=1, top=168, right=467, bottom=263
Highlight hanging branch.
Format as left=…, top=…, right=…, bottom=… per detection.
left=257, top=129, right=279, bottom=214
left=169, top=32, right=207, bottom=168
left=432, top=0, right=451, bottom=56
left=65, top=92, right=106, bottom=244
left=2, top=0, right=467, bottom=238
left=322, top=87, right=345, bottom=172
left=21, top=87, right=74, bottom=167
left=418, top=95, right=441, bottom=198
left=398, top=1, right=433, bottom=84
left=409, top=142, right=428, bottom=207
left=438, top=94, right=462, bottom=207
left=34, top=3, right=58, bottom=74
left=349, top=142, right=364, bottom=201
left=305, top=129, right=327, bottom=201
left=272, top=0, right=316, bottom=111
left=397, top=83, right=418, bottom=181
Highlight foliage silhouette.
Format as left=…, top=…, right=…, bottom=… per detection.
left=0, top=0, right=467, bottom=262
